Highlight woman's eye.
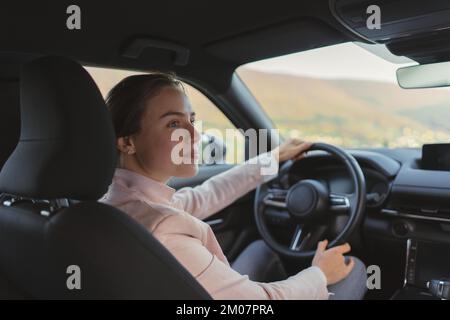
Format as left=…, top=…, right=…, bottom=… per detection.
left=168, top=120, right=179, bottom=128
left=168, top=118, right=195, bottom=128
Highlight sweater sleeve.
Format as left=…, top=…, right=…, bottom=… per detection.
left=171, top=151, right=279, bottom=220
left=156, top=214, right=329, bottom=300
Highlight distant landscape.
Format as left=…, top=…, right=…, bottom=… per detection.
left=87, top=66, right=450, bottom=152
left=237, top=68, right=450, bottom=148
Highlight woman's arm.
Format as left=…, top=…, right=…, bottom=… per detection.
left=171, top=138, right=312, bottom=220
left=171, top=151, right=278, bottom=220
left=156, top=215, right=329, bottom=300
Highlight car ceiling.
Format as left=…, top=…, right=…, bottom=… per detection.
left=0, top=0, right=448, bottom=92
left=0, top=0, right=357, bottom=92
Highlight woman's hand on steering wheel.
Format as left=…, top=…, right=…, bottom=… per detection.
left=274, top=138, right=313, bottom=163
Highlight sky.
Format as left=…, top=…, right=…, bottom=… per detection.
left=240, top=42, right=415, bottom=84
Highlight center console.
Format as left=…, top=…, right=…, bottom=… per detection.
left=392, top=239, right=450, bottom=300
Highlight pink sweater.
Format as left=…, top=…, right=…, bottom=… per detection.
left=99, top=152, right=329, bottom=299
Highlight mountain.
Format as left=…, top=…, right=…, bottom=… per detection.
left=236, top=68, right=450, bottom=147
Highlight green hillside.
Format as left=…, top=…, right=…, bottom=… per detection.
left=237, top=68, right=450, bottom=148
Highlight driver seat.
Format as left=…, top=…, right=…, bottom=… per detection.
left=0, top=56, right=211, bottom=299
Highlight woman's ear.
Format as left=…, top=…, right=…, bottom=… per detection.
left=117, top=136, right=136, bottom=155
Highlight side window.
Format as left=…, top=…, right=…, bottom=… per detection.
left=85, top=67, right=245, bottom=165
left=182, top=84, right=245, bottom=165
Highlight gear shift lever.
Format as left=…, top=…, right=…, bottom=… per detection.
left=427, top=279, right=450, bottom=300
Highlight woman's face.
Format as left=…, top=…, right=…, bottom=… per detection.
left=122, top=86, right=200, bottom=182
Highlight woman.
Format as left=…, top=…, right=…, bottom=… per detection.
left=99, top=73, right=367, bottom=300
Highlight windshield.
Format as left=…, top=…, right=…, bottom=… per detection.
left=237, top=42, right=450, bottom=148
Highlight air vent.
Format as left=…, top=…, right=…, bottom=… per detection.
left=383, top=206, right=450, bottom=223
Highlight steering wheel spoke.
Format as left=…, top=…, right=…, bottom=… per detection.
left=329, top=193, right=351, bottom=212
left=261, top=188, right=292, bottom=226
left=290, top=224, right=309, bottom=251
left=263, top=207, right=291, bottom=223
left=290, top=224, right=329, bottom=252
left=262, top=188, right=288, bottom=209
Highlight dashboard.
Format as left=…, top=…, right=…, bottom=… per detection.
left=266, top=146, right=450, bottom=298
left=272, top=147, right=450, bottom=242
left=287, top=156, right=392, bottom=209
left=274, top=149, right=399, bottom=210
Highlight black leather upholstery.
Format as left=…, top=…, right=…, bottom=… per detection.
left=0, top=80, right=27, bottom=298
left=0, top=56, right=116, bottom=201
left=0, top=56, right=211, bottom=299
left=0, top=80, right=20, bottom=170
left=0, top=200, right=211, bottom=299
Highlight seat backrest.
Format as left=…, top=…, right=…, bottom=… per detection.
left=0, top=56, right=211, bottom=299
left=0, top=80, right=20, bottom=170
left=0, top=79, right=29, bottom=298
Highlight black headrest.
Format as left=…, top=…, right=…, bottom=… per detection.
left=0, top=56, right=117, bottom=200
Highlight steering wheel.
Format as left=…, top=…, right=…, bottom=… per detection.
left=254, top=143, right=366, bottom=259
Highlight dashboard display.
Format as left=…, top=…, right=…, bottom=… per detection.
left=422, top=144, right=450, bottom=171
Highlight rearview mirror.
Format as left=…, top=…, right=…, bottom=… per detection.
left=397, top=61, right=450, bottom=89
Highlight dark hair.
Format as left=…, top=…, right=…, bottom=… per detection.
left=105, top=72, right=184, bottom=138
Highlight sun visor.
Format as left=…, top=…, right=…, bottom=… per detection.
left=204, top=18, right=346, bottom=64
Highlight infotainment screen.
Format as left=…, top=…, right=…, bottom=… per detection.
left=422, top=143, right=450, bottom=171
